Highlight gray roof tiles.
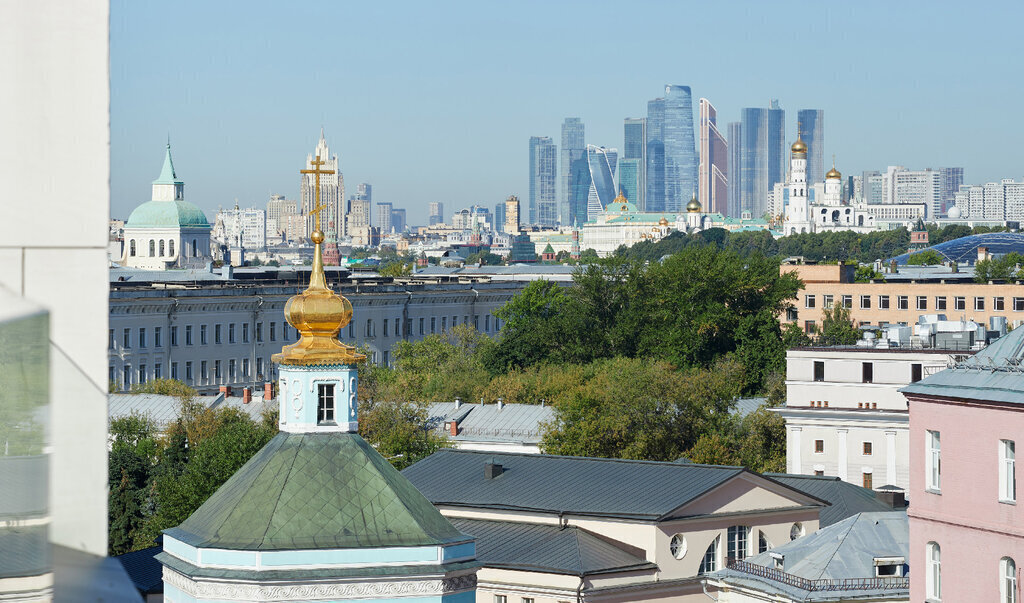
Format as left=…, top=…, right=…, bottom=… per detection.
left=403, top=449, right=821, bottom=521
left=449, top=518, right=654, bottom=577
left=426, top=402, right=554, bottom=444
left=764, top=474, right=895, bottom=527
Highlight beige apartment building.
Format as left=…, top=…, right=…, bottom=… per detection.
left=780, top=263, right=1024, bottom=332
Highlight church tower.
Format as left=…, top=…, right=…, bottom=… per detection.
left=157, top=204, right=477, bottom=601
left=823, top=160, right=842, bottom=205
left=784, top=129, right=812, bottom=235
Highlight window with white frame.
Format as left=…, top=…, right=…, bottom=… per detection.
left=727, top=526, right=751, bottom=562
left=926, top=430, right=941, bottom=491
left=926, top=542, right=941, bottom=601
left=805, top=295, right=816, bottom=309
left=318, top=383, right=335, bottom=424
left=1000, top=439, right=1016, bottom=503
left=1002, top=557, right=1017, bottom=603
left=699, top=536, right=719, bottom=574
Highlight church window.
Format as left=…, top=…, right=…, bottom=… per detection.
left=318, top=383, right=335, bottom=424
left=699, top=536, right=719, bottom=574
left=149, top=240, right=155, bottom=256
left=159, top=240, right=165, bottom=256
left=168, top=239, right=175, bottom=256
left=129, top=239, right=136, bottom=256
left=192, top=239, right=198, bottom=257
left=727, top=526, right=751, bottom=562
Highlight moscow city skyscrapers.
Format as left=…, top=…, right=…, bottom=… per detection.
left=621, top=117, right=646, bottom=208
left=797, top=109, right=825, bottom=185
left=561, top=118, right=587, bottom=225
left=529, top=136, right=558, bottom=226
left=662, top=85, right=698, bottom=212
left=698, top=98, right=728, bottom=215
left=732, top=100, right=786, bottom=219
left=645, top=98, right=665, bottom=211
left=586, top=145, right=618, bottom=220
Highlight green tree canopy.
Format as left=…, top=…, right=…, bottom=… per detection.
left=907, top=249, right=944, bottom=265
left=975, top=252, right=1024, bottom=282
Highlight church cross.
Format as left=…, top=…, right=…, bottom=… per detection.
left=300, top=154, right=336, bottom=233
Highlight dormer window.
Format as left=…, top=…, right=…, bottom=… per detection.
left=874, top=556, right=906, bottom=577
left=318, top=383, right=335, bottom=424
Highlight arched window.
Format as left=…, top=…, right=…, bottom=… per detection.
left=168, top=239, right=175, bottom=257
left=129, top=240, right=136, bottom=257
left=698, top=536, right=719, bottom=574
left=192, top=239, right=198, bottom=257
left=927, top=542, right=941, bottom=601
left=1002, top=557, right=1017, bottom=603
left=149, top=240, right=155, bottom=257
left=159, top=240, right=165, bottom=256
left=727, top=526, right=751, bottom=562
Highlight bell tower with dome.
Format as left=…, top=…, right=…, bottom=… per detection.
left=156, top=170, right=478, bottom=603
left=121, top=143, right=213, bottom=270
left=783, top=128, right=812, bottom=235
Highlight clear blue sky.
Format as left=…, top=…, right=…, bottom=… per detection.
left=112, top=1, right=1024, bottom=224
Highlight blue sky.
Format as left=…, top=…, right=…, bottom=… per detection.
left=112, top=1, right=1024, bottom=224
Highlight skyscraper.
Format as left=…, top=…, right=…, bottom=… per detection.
left=939, top=167, right=964, bottom=213
left=301, top=129, right=345, bottom=238
left=623, top=118, right=646, bottom=209
left=797, top=110, right=825, bottom=184
left=645, top=98, right=665, bottom=211
left=727, top=121, right=742, bottom=217
left=586, top=145, right=618, bottom=220
left=494, top=202, right=505, bottom=233
left=529, top=136, right=558, bottom=226
left=428, top=201, right=444, bottom=226
left=356, top=183, right=371, bottom=202
left=737, top=101, right=786, bottom=219
left=505, top=195, right=520, bottom=234
left=561, top=118, right=586, bottom=223
left=375, top=201, right=393, bottom=233
left=662, top=85, right=698, bottom=212
left=698, top=98, right=728, bottom=215
left=390, top=208, right=406, bottom=232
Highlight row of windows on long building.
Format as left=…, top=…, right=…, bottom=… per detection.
left=108, top=313, right=504, bottom=389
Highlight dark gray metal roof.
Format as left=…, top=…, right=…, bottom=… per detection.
left=115, top=545, right=163, bottom=595
left=764, top=474, right=895, bottom=527
left=902, top=324, right=1024, bottom=404
left=426, top=402, right=554, bottom=444
left=403, top=450, right=821, bottom=521
left=450, top=518, right=654, bottom=577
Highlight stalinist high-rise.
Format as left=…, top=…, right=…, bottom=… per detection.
left=301, top=129, right=345, bottom=238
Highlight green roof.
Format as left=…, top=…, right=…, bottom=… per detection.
left=153, top=144, right=183, bottom=185
left=165, top=433, right=468, bottom=551
left=126, top=200, right=210, bottom=229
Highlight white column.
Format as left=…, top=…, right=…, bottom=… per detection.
left=886, top=430, right=898, bottom=487
left=837, top=428, right=849, bottom=482
left=790, top=427, right=802, bottom=474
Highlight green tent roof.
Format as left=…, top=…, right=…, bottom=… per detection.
left=153, top=144, right=183, bottom=185
left=126, top=200, right=210, bottom=229
left=165, top=433, right=468, bottom=551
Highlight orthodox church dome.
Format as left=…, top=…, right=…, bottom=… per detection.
left=826, top=166, right=842, bottom=180
left=126, top=200, right=210, bottom=229
left=791, top=138, right=807, bottom=154
left=686, top=196, right=702, bottom=213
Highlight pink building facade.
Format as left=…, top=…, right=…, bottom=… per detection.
left=903, top=330, right=1024, bottom=603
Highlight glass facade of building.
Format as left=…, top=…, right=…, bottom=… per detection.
left=623, top=118, right=646, bottom=210
left=529, top=136, right=558, bottom=226
left=645, top=98, right=665, bottom=212
left=737, top=101, right=785, bottom=219
left=727, top=121, right=742, bottom=218
left=663, top=85, right=697, bottom=213
left=618, top=158, right=641, bottom=207
left=561, top=118, right=586, bottom=224
left=587, top=145, right=618, bottom=221
left=699, top=98, right=728, bottom=215
left=798, top=109, right=825, bottom=185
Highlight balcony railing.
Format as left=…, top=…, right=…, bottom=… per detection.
left=727, top=559, right=909, bottom=591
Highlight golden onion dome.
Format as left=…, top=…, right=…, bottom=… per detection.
left=272, top=229, right=365, bottom=366
left=659, top=217, right=669, bottom=226
left=826, top=165, right=841, bottom=180
left=791, top=137, right=807, bottom=154
left=686, top=195, right=702, bottom=213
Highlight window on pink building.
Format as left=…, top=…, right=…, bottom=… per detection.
left=927, top=542, right=941, bottom=601
left=1000, top=440, right=1016, bottom=503
left=926, top=431, right=941, bottom=492
left=1001, top=557, right=1016, bottom=603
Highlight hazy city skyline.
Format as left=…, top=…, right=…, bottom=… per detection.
left=112, top=1, right=1021, bottom=224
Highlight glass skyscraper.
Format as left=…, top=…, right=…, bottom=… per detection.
left=586, top=145, right=618, bottom=221
left=623, top=118, right=646, bottom=209
left=645, top=98, right=665, bottom=212
left=699, top=98, right=728, bottom=215
left=662, top=85, right=697, bottom=213
left=727, top=121, right=742, bottom=218
left=797, top=109, right=824, bottom=184
left=736, top=101, right=785, bottom=219
left=561, top=118, right=586, bottom=224
left=529, top=136, right=558, bottom=226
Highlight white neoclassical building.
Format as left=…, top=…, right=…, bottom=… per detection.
left=121, top=144, right=213, bottom=269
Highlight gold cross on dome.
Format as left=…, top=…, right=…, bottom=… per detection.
left=300, top=154, right=336, bottom=232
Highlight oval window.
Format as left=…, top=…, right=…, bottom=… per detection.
left=670, top=534, right=687, bottom=559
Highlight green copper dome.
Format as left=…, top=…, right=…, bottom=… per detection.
left=126, top=200, right=211, bottom=229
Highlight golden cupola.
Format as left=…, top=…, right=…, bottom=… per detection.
left=272, top=229, right=365, bottom=366
left=791, top=136, right=807, bottom=154
left=826, top=165, right=841, bottom=180
left=686, top=194, right=702, bottom=213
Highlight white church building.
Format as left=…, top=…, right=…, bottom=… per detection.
left=121, top=144, right=213, bottom=270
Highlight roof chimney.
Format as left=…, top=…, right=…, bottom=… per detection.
left=219, top=385, right=232, bottom=397
left=264, top=382, right=273, bottom=401
left=242, top=388, right=251, bottom=404
left=449, top=421, right=459, bottom=437
left=875, top=486, right=906, bottom=508
left=484, top=459, right=503, bottom=479
left=454, top=396, right=462, bottom=409
left=497, top=397, right=504, bottom=410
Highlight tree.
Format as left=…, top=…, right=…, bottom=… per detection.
left=854, top=264, right=883, bottom=282
left=782, top=322, right=813, bottom=348
left=481, top=279, right=573, bottom=373
left=819, top=303, right=859, bottom=345
left=736, top=407, right=787, bottom=473
left=108, top=413, right=160, bottom=555
left=975, top=252, right=1024, bottom=282
left=464, top=251, right=502, bottom=266
left=379, top=261, right=412, bottom=277
left=130, top=378, right=197, bottom=402
left=907, top=249, right=943, bottom=266
left=359, top=398, right=450, bottom=470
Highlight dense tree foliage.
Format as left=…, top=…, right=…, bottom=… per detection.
left=975, top=252, right=1024, bottom=282
left=907, top=249, right=944, bottom=266
left=818, top=303, right=860, bottom=345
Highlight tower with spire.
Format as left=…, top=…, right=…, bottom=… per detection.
left=122, top=142, right=213, bottom=270
left=156, top=179, right=478, bottom=602
left=301, top=129, right=346, bottom=241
